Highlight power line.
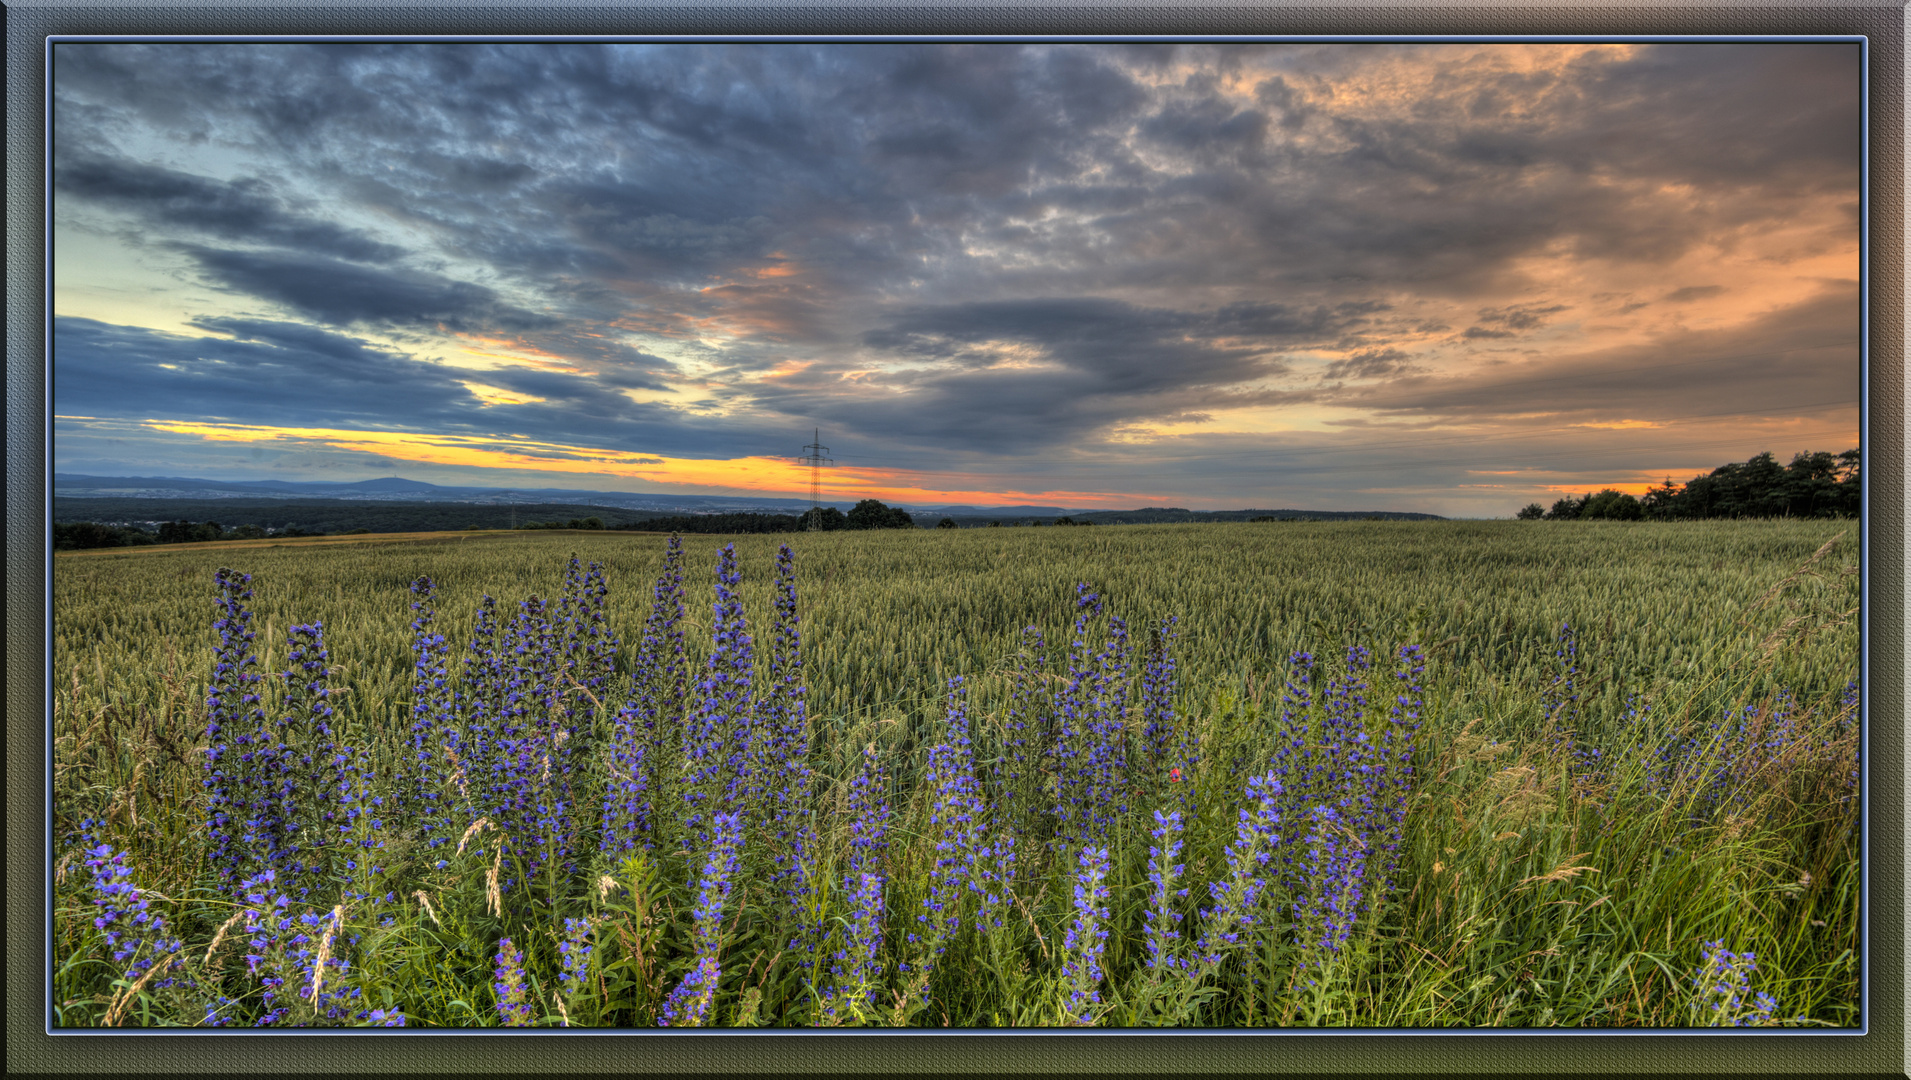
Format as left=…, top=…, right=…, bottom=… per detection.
left=800, top=428, right=833, bottom=530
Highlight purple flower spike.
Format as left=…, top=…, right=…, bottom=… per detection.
left=1144, top=808, right=1188, bottom=973
left=1060, top=845, right=1112, bottom=1024
left=493, top=937, right=533, bottom=1027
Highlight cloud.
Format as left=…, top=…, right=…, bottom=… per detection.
left=1341, top=286, right=1859, bottom=423
left=52, top=316, right=826, bottom=462
left=1324, top=348, right=1420, bottom=381
left=176, top=245, right=558, bottom=332
left=55, top=155, right=406, bottom=263
left=1663, top=285, right=1726, bottom=303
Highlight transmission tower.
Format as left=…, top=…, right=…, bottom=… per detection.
left=801, top=428, right=833, bottom=531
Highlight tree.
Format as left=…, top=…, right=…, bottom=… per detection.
left=1640, top=478, right=1683, bottom=520
left=1836, top=449, right=1861, bottom=516
left=797, top=507, right=846, bottom=531
left=846, top=499, right=914, bottom=530
left=936, top=517, right=958, bottom=530
left=1544, top=496, right=1586, bottom=521
left=1515, top=503, right=1545, bottom=520
left=1519, top=447, right=1858, bottom=521
left=1580, top=489, right=1644, bottom=521
left=159, top=520, right=225, bottom=543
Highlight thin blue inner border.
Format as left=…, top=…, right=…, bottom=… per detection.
left=44, top=35, right=1880, bottom=1032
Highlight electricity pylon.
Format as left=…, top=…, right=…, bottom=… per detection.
left=801, top=428, right=833, bottom=530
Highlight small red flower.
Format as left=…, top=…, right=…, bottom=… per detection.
left=1168, top=767, right=1182, bottom=783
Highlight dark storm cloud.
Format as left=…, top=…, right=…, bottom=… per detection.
left=55, top=155, right=406, bottom=263
left=751, top=297, right=1341, bottom=450
left=55, top=315, right=479, bottom=425
left=177, top=246, right=557, bottom=333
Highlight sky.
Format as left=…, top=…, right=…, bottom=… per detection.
left=51, top=41, right=1863, bottom=516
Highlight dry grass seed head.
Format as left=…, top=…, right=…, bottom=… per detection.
left=456, top=817, right=493, bottom=856
left=1517, top=853, right=1599, bottom=889
left=103, top=948, right=183, bottom=1027
left=310, top=905, right=345, bottom=1002
left=486, top=845, right=504, bottom=918
left=203, top=910, right=246, bottom=971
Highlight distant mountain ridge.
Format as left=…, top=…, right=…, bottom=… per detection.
left=53, top=474, right=1441, bottom=521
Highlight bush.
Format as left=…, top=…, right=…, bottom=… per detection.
left=1581, top=490, right=1644, bottom=521
left=847, top=499, right=915, bottom=530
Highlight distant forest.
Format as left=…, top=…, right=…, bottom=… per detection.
left=52, top=497, right=925, bottom=549
left=1517, top=448, right=1860, bottom=521
left=53, top=494, right=1450, bottom=551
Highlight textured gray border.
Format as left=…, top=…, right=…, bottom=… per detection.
left=9, top=7, right=1903, bottom=1076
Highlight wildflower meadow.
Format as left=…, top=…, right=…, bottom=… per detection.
left=50, top=521, right=1861, bottom=1028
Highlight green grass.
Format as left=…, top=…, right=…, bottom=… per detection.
left=50, top=520, right=1860, bottom=1028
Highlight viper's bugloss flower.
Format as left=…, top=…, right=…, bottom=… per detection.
left=1002, top=625, right=1045, bottom=798
left=686, top=546, right=754, bottom=843
left=821, top=871, right=885, bottom=1024
left=640, top=537, right=689, bottom=781
left=81, top=826, right=185, bottom=987
left=1691, top=940, right=1796, bottom=1027
left=1141, top=615, right=1183, bottom=796
left=278, top=621, right=340, bottom=897
left=761, top=544, right=814, bottom=921
left=1144, top=809, right=1188, bottom=972
left=1369, top=644, right=1425, bottom=896
left=691, top=812, right=745, bottom=958
left=206, top=568, right=268, bottom=893
left=1060, top=845, right=1112, bottom=1024
left=407, top=578, right=455, bottom=864
left=658, top=955, right=720, bottom=1027
left=560, top=559, right=619, bottom=724
left=1082, top=614, right=1132, bottom=846
left=1051, top=585, right=1104, bottom=846
left=493, top=937, right=533, bottom=1027
left=557, top=917, right=596, bottom=998
left=335, top=745, right=389, bottom=903
left=1543, top=622, right=1580, bottom=752
left=917, top=678, right=985, bottom=956
left=845, top=743, right=890, bottom=878
left=1194, top=771, right=1284, bottom=967
left=237, top=870, right=298, bottom=1026
left=1294, top=805, right=1368, bottom=960
left=600, top=702, right=650, bottom=856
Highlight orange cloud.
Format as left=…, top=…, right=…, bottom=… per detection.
left=1537, top=481, right=1660, bottom=497
left=139, top=420, right=1162, bottom=507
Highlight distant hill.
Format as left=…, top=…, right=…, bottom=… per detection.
left=53, top=497, right=671, bottom=535
left=53, top=473, right=831, bottom=515
left=54, top=474, right=1443, bottom=534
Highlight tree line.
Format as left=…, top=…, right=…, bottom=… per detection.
left=54, top=498, right=947, bottom=550
left=1517, top=448, right=1860, bottom=521
left=52, top=519, right=334, bottom=550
